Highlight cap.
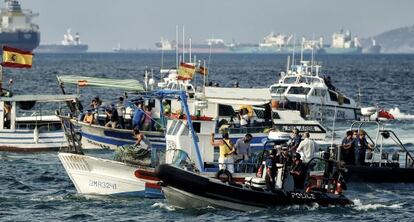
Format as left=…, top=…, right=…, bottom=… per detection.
left=281, top=146, right=288, bottom=150
left=294, top=152, right=301, bottom=159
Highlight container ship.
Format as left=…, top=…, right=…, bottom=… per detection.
left=36, top=29, right=88, bottom=53
left=0, top=0, right=40, bottom=52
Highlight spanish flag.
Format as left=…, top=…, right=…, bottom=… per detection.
left=2, top=46, right=33, bottom=68
left=177, top=62, right=196, bottom=80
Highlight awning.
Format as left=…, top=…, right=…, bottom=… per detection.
left=207, top=98, right=269, bottom=106
left=57, top=75, right=144, bottom=91
left=204, top=86, right=271, bottom=101
left=0, top=94, right=78, bottom=102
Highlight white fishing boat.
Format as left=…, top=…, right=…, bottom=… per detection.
left=57, top=90, right=194, bottom=197
left=56, top=75, right=167, bottom=150
left=269, top=60, right=361, bottom=121
left=0, top=94, right=78, bottom=152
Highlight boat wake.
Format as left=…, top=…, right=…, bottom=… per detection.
left=151, top=202, right=177, bottom=211
left=389, top=107, right=414, bottom=120
left=352, top=199, right=403, bottom=211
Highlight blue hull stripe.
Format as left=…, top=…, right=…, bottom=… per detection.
left=82, top=132, right=166, bottom=149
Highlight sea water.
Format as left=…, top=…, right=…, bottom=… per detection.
left=1, top=53, right=414, bottom=221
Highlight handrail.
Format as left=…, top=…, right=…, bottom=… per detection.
left=384, top=130, right=414, bottom=166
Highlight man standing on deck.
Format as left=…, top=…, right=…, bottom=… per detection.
left=234, top=133, right=253, bottom=172
left=210, top=132, right=236, bottom=173
left=296, top=132, right=317, bottom=163
left=265, top=149, right=278, bottom=192
left=353, top=130, right=373, bottom=166
left=288, top=128, right=302, bottom=154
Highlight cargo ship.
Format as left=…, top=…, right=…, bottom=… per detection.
left=36, top=29, right=88, bottom=53
left=321, top=29, right=362, bottom=54
left=0, top=0, right=40, bottom=52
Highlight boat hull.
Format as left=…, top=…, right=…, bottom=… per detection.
left=58, top=153, right=162, bottom=198
left=0, top=31, right=40, bottom=52
left=158, top=164, right=353, bottom=211
left=0, top=130, right=66, bottom=152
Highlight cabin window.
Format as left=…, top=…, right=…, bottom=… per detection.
left=218, top=104, right=236, bottom=117
left=272, top=112, right=281, bottom=119
left=299, top=77, right=321, bottom=84
left=343, top=97, right=350, bottom=104
left=283, top=77, right=297, bottom=84
left=312, top=89, right=326, bottom=97
left=288, top=87, right=311, bottom=95
left=270, top=86, right=288, bottom=95
left=192, top=122, right=201, bottom=133
left=329, top=91, right=338, bottom=102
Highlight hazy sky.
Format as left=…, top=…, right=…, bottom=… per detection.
left=19, top=0, right=414, bottom=52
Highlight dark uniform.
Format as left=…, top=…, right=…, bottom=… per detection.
left=353, top=137, right=369, bottom=166
left=265, top=153, right=277, bottom=192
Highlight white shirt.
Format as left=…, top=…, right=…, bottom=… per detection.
left=296, top=138, right=317, bottom=162
left=240, top=114, right=249, bottom=126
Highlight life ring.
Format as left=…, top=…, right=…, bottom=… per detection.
left=215, top=169, right=233, bottom=183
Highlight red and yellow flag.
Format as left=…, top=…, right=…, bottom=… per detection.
left=178, top=62, right=196, bottom=80
left=2, top=46, right=33, bottom=68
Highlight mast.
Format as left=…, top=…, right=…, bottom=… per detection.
left=189, top=37, right=192, bottom=64
left=176, top=25, right=179, bottom=68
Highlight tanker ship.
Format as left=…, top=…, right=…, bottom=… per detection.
left=0, top=0, right=40, bottom=52
left=36, top=29, right=88, bottom=53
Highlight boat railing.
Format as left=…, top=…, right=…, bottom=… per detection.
left=58, top=115, right=83, bottom=154
left=380, top=130, right=414, bottom=168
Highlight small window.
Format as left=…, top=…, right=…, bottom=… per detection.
left=192, top=122, right=201, bottom=133
left=343, top=97, right=350, bottom=104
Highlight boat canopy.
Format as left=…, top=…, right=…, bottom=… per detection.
left=0, top=94, right=78, bottom=102
left=204, top=87, right=270, bottom=106
left=57, top=75, right=144, bottom=92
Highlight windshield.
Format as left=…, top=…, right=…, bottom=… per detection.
left=270, top=86, right=288, bottom=94
left=282, top=77, right=297, bottom=84
left=288, top=86, right=311, bottom=95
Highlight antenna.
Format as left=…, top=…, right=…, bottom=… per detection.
left=286, top=55, right=290, bottom=74
left=291, top=34, right=296, bottom=66
left=176, top=25, right=179, bottom=68
left=189, top=38, right=192, bottom=63
left=182, top=25, right=185, bottom=63
left=300, top=37, right=304, bottom=62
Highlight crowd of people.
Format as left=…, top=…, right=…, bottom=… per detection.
left=210, top=127, right=319, bottom=192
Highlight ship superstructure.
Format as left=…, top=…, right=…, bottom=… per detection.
left=323, top=29, right=362, bottom=54
left=36, top=29, right=88, bottom=53
left=0, top=0, right=40, bottom=51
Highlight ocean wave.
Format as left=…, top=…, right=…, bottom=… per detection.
left=389, top=107, right=414, bottom=120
